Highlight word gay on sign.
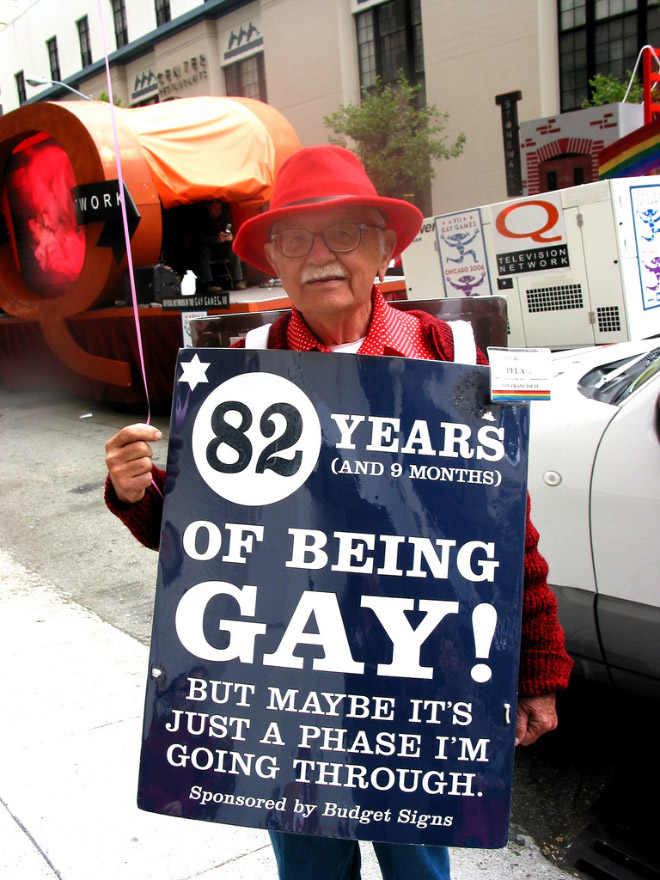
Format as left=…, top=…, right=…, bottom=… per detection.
left=138, top=348, right=530, bottom=848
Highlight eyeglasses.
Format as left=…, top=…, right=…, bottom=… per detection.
left=268, top=221, right=383, bottom=258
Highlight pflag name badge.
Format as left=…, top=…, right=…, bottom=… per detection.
left=487, top=347, right=552, bottom=402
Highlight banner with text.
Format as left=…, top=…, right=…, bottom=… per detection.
left=630, top=183, right=660, bottom=311
left=436, top=209, right=492, bottom=298
left=138, top=348, right=529, bottom=848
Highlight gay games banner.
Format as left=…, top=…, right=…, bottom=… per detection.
left=138, top=348, right=530, bottom=848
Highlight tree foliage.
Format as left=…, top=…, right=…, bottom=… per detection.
left=99, top=91, right=123, bottom=105
left=323, top=73, right=465, bottom=200
left=581, top=70, right=644, bottom=107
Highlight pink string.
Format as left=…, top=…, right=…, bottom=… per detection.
left=96, top=0, right=164, bottom=499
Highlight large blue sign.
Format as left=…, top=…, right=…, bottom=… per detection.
left=138, top=348, right=529, bottom=848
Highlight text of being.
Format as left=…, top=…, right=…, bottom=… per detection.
left=183, top=520, right=500, bottom=582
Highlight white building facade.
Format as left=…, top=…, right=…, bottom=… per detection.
left=0, top=1, right=658, bottom=215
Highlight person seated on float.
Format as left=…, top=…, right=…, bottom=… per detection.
left=188, top=198, right=246, bottom=292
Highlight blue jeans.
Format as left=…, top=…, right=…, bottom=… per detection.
left=269, top=832, right=451, bottom=880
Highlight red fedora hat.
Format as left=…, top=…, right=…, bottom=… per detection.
left=234, top=144, right=423, bottom=276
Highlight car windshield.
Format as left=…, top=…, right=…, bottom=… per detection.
left=578, top=345, right=660, bottom=405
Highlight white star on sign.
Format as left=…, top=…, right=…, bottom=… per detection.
left=178, top=354, right=210, bottom=391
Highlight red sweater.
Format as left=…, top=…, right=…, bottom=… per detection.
left=106, top=309, right=573, bottom=697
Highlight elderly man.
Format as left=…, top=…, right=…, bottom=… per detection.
left=105, top=145, right=572, bottom=880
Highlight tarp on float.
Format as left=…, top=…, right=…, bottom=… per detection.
left=119, top=96, right=301, bottom=209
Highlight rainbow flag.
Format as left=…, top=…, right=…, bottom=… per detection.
left=599, top=117, right=660, bottom=178
left=491, top=388, right=551, bottom=402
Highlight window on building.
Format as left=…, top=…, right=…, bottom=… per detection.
left=558, top=0, right=660, bottom=111
left=77, top=17, right=92, bottom=68
left=644, top=0, right=660, bottom=61
left=224, top=54, right=267, bottom=102
left=47, top=36, right=61, bottom=82
left=356, top=0, right=425, bottom=102
left=155, top=0, right=171, bottom=27
left=15, top=71, right=26, bottom=106
left=112, top=0, right=129, bottom=49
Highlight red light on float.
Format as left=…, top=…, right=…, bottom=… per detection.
left=4, top=133, right=85, bottom=297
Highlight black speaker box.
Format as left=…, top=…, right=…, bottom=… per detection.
left=123, top=265, right=181, bottom=304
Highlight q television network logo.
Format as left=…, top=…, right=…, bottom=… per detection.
left=491, top=191, right=569, bottom=276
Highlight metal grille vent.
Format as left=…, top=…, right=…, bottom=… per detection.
left=567, top=827, right=660, bottom=880
left=596, top=305, right=622, bottom=333
left=527, top=283, right=584, bottom=313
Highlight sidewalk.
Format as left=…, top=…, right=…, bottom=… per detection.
left=0, top=549, right=572, bottom=880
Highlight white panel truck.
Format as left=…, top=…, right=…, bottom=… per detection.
left=401, top=178, right=660, bottom=349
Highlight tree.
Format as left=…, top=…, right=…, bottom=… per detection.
left=99, top=91, right=123, bottom=106
left=581, top=71, right=644, bottom=107
left=323, top=73, right=465, bottom=204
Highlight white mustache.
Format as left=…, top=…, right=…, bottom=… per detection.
left=301, top=263, right=347, bottom=283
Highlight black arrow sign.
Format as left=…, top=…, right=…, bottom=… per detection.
left=73, top=179, right=141, bottom=265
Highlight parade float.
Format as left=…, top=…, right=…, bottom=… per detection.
left=0, top=96, right=300, bottom=404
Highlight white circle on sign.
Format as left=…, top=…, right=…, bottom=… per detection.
left=192, top=371, right=322, bottom=506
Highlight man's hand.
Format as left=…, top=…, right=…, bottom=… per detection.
left=105, top=424, right=162, bottom=504
left=515, top=693, right=558, bottom=746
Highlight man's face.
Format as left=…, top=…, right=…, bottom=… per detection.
left=264, top=206, right=396, bottom=329
left=207, top=201, right=223, bottom=219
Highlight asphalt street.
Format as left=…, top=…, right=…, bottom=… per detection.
left=0, top=383, right=655, bottom=880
